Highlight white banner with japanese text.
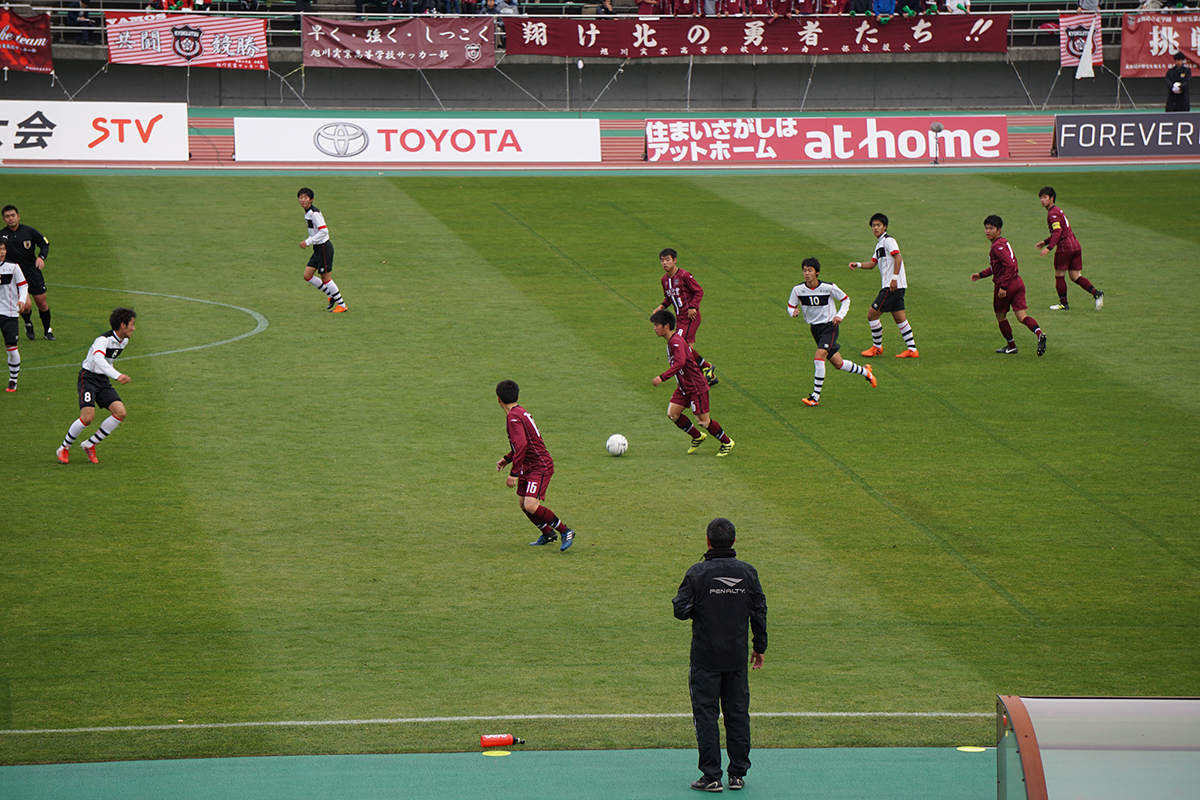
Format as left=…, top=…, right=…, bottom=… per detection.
left=105, top=11, right=268, bottom=70
left=233, top=117, right=601, bottom=163
left=645, top=116, right=1008, bottom=163
left=0, top=100, right=188, bottom=162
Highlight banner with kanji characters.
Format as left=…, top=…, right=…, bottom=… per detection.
left=1120, top=13, right=1200, bottom=78
left=105, top=11, right=268, bottom=70
left=1058, top=13, right=1102, bottom=68
left=0, top=100, right=188, bottom=161
left=645, top=116, right=1007, bottom=163
left=0, top=9, right=53, bottom=74
left=302, top=17, right=494, bottom=69
left=504, top=14, right=1009, bottom=58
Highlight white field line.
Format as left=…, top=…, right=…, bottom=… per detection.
left=2, top=712, right=990, bottom=736
left=26, top=284, right=269, bottom=371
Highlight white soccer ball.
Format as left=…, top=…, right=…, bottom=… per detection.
left=605, top=434, right=628, bottom=457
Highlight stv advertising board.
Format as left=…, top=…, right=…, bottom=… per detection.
left=0, top=100, right=188, bottom=162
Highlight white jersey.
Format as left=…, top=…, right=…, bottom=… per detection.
left=788, top=280, right=851, bottom=326
left=303, top=206, right=330, bottom=246
left=82, top=330, right=130, bottom=380
left=0, top=260, right=28, bottom=317
left=872, top=234, right=906, bottom=289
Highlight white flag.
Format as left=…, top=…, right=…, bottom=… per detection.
left=1075, top=17, right=1096, bottom=79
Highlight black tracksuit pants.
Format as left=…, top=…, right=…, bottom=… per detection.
left=689, top=663, right=751, bottom=780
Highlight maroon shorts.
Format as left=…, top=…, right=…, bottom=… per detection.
left=994, top=278, right=1028, bottom=314
left=670, top=388, right=710, bottom=415
left=516, top=470, right=552, bottom=502
left=1053, top=248, right=1083, bottom=273
left=677, top=311, right=701, bottom=344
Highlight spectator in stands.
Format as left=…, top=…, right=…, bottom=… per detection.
left=598, top=0, right=618, bottom=13
left=675, top=0, right=702, bottom=15
left=1077, top=0, right=1098, bottom=12
left=716, top=0, right=745, bottom=14
left=1166, top=51, right=1191, bottom=112
left=65, top=0, right=97, bottom=45
left=481, top=0, right=499, bottom=11
left=845, top=0, right=871, bottom=13
left=637, top=0, right=665, bottom=14
left=239, top=0, right=260, bottom=11
left=388, top=0, right=414, bottom=14
left=947, top=0, right=970, bottom=12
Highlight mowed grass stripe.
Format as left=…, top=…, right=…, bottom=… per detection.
left=489, top=182, right=1044, bottom=626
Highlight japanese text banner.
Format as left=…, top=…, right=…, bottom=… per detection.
left=1119, top=13, right=1200, bottom=78
left=302, top=17, right=494, bottom=69
left=105, top=12, right=268, bottom=70
left=0, top=100, right=188, bottom=162
left=646, top=116, right=1008, bottom=163
left=504, top=14, right=1009, bottom=58
left=0, top=10, right=53, bottom=74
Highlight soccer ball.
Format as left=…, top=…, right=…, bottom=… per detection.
left=605, top=434, right=628, bottom=457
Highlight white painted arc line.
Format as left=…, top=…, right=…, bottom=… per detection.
left=25, top=284, right=269, bottom=371
left=1, top=711, right=991, bottom=735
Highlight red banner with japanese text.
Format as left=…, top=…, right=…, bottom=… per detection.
left=1120, top=13, right=1200, bottom=78
left=645, top=116, right=1008, bottom=163
left=105, top=11, right=268, bottom=70
left=0, top=9, right=53, bottom=74
left=1058, top=13, right=1102, bottom=68
left=302, top=17, right=495, bottom=69
left=504, top=14, right=1008, bottom=58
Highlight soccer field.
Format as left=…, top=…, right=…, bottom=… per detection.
left=1, top=168, right=1197, bottom=765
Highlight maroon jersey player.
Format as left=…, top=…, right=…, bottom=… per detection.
left=651, top=309, right=735, bottom=457
left=972, top=215, right=1047, bottom=357
left=496, top=380, right=576, bottom=551
left=652, top=248, right=718, bottom=386
left=1036, top=187, right=1104, bottom=311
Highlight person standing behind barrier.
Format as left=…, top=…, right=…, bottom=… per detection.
left=1166, top=51, right=1191, bottom=112
left=673, top=517, right=767, bottom=793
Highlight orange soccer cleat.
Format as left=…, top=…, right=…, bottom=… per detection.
left=82, top=444, right=98, bottom=464
left=861, top=346, right=883, bottom=357
left=802, top=395, right=820, bottom=406
left=331, top=305, right=349, bottom=313
left=895, top=349, right=919, bottom=358
left=56, top=447, right=69, bottom=464
left=864, top=364, right=877, bottom=388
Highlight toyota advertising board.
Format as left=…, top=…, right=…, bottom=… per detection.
left=233, top=118, right=601, bottom=163
left=0, top=100, right=188, bottom=161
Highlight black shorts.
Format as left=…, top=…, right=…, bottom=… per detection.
left=78, top=370, right=121, bottom=410
left=306, top=241, right=335, bottom=275
left=809, top=322, right=841, bottom=356
left=1, top=316, right=18, bottom=347
left=23, top=266, right=47, bottom=296
left=871, top=287, right=905, bottom=313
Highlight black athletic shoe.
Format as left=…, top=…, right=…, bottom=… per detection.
left=691, top=777, right=723, bottom=792
left=727, top=775, right=745, bottom=790
left=24, top=322, right=35, bottom=341
left=44, top=329, right=56, bottom=341
left=1037, top=333, right=1047, bottom=357
left=996, top=345, right=1018, bottom=354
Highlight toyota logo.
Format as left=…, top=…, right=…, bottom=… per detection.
left=314, top=123, right=369, bottom=158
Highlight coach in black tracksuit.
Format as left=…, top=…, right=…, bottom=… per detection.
left=673, top=517, right=768, bottom=792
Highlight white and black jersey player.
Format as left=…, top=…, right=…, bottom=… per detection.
left=787, top=257, right=876, bottom=407
left=297, top=187, right=348, bottom=313
left=56, top=307, right=137, bottom=465
left=0, top=242, right=29, bottom=391
left=850, top=213, right=918, bottom=359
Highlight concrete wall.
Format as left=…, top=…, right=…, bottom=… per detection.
left=1, top=44, right=1164, bottom=111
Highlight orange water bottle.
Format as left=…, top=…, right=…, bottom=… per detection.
left=480, top=734, right=525, bottom=747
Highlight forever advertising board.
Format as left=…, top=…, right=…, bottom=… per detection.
left=1054, top=112, right=1200, bottom=157
left=233, top=117, right=601, bottom=163
left=0, top=100, right=188, bottom=162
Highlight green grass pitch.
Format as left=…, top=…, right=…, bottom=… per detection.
left=1, top=169, right=1197, bottom=765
